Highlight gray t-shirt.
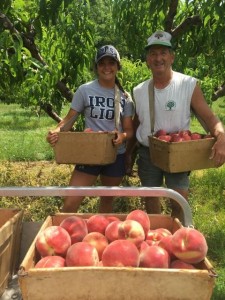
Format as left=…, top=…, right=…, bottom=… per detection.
left=71, top=79, right=134, bottom=154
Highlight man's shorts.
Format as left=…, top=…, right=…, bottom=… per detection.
left=137, top=145, right=190, bottom=190
left=75, top=153, right=126, bottom=177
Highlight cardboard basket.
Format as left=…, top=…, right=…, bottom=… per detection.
left=149, top=136, right=216, bottom=173
left=54, top=132, right=117, bottom=165
left=18, top=213, right=216, bottom=300
left=0, top=208, right=23, bottom=297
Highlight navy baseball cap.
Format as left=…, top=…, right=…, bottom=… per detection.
left=95, top=45, right=120, bottom=63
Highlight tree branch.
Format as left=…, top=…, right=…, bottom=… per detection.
left=40, top=103, right=62, bottom=123
left=212, top=83, right=225, bottom=101
left=172, top=15, right=202, bottom=38
left=0, top=12, right=46, bottom=64
left=164, top=0, right=178, bottom=33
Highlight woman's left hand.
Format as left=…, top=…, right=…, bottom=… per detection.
left=112, top=130, right=126, bottom=145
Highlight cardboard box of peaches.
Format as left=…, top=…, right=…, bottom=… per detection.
left=149, top=129, right=216, bottom=173
left=18, top=211, right=216, bottom=300
left=54, top=131, right=117, bottom=165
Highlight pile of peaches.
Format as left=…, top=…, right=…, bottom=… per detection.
left=154, top=129, right=212, bottom=142
left=34, top=210, right=208, bottom=270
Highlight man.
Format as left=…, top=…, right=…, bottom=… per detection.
left=126, top=30, right=225, bottom=218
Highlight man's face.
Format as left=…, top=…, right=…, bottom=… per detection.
left=146, top=45, right=174, bottom=75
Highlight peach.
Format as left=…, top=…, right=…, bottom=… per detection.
left=87, top=215, right=110, bottom=235
left=82, top=232, right=109, bottom=260
left=139, top=245, right=170, bottom=268
left=102, top=240, right=140, bottom=267
left=182, top=134, right=192, bottom=141
left=146, top=229, right=164, bottom=246
left=170, top=259, right=196, bottom=269
left=60, top=216, right=88, bottom=244
left=155, top=228, right=172, bottom=237
left=126, top=209, right=150, bottom=237
left=155, top=129, right=167, bottom=137
left=158, top=135, right=172, bottom=142
left=35, top=225, right=71, bottom=257
left=35, top=256, right=65, bottom=268
left=158, top=235, right=175, bottom=260
left=66, top=242, right=99, bottom=266
left=171, top=134, right=183, bottom=142
left=178, top=130, right=191, bottom=137
left=106, top=216, right=121, bottom=223
left=118, top=219, right=145, bottom=248
left=171, top=227, right=208, bottom=264
left=191, top=132, right=202, bottom=140
left=105, top=220, right=122, bottom=242
left=139, top=240, right=149, bottom=253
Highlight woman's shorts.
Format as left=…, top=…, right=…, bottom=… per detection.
left=75, top=153, right=126, bottom=177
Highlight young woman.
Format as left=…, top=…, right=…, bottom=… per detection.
left=47, top=45, right=134, bottom=213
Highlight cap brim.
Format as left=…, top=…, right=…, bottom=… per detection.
left=145, top=41, right=172, bottom=49
left=95, top=54, right=120, bottom=63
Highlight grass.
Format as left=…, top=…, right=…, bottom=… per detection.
left=0, top=103, right=56, bottom=161
left=0, top=100, right=225, bottom=299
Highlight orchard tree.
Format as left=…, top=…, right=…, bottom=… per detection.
left=1, top=0, right=225, bottom=124
left=113, top=0, right=225, bottom=103
left=0, top=0, right=96, bottom=121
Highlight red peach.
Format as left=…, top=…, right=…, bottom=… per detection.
left=158, top=235, right=175, bottom=259
left=118, top=219, right=145, bottom=248
left=60, top=216, right=88, bottom=244
left=139, top=241, right=150, bottom=253
left=171, top=134, right=184, bottom=142
left=182, top=134, right=192, bottom=141
left=171, top=227, right=208, bottom=264
left=82, top=232, right=109, bottom=260
left=178, top=130, right=191, bottom=137
left=106, top=216, right=121, bottom=223
left=35, top=256, right=65, bottom=268
left=87, top=215, right=110, bottom=235
left=102, top=240, right=140, bottom=267
left=155, top=228, right=172, bottom=237
left=66, top=242, right=99, bottom=266
left=170, top=259, right=196, bottom=269
left=146, top=229, right=164, bottom=246
left=155, top=129, right=167, bottom=137
left=191, top=133, right=202, bottom=140
left=35, top=226, right=71, bottom=257
left=126, top=209, right=150, bottom=237
left=139, top=245, right=170, bottom=268
left=105, top=220, right=123, bottom=243
left=145, top=239, right=160, bottom=246
left=158, top=135, right=172, bottom=142
left=84, top=128, right=93, bottom=132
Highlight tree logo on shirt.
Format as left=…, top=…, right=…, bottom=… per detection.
left=165, top=100, right=176, bottom=111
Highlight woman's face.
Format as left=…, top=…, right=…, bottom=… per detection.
left=97, top=57, right=119, bottom=82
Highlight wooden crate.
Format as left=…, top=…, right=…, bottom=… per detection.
left=18, top=213, right=216, bottom=300
left=0, top=208, right=23, bottom=297
left=54, top=132, right=117, bottom=165
left=149, top=136, right=216, bottom=173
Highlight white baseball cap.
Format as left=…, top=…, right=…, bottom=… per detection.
left=145, top=30, right=172, bottom=49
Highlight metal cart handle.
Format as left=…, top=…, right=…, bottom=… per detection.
left=0, top=186, right=192, bottom=227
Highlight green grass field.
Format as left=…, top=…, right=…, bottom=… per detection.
left=0, top=101, right=225, bottom=299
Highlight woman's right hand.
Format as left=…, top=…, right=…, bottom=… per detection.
left=46, top=130, right=59, bottom=147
